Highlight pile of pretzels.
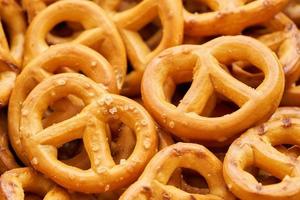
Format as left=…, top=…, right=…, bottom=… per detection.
left=1, top=0, right=300, bottom=199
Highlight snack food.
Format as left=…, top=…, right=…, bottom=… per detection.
left=224, top=108, right=300, bottom=200
left=142, top=35, right=284, bottom=142
left=9, top=43, right=117, bottom=165
left=20, top=73, right=157, bottom=193
left=23, top=0, right=126, bottom=90
left=184, top=0, right=289, bottom=36
left=120, top=143, right=234, bottom=200
left=114, top=0, right=184, bottom=96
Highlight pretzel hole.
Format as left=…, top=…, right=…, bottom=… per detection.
left=242, top=25, right=270, bottom=38
left=295, top=78, right=300, bottom=86
left=244, top=166, right=281, bottom=185
left=138, top=17, right=162, bottom=50
left=183, top=0, right=213, bottom=14
left=1, top=21, right=11, bottom=47
left=230, top=61, right=264, bottom=89
left=47, top=21, right=84, bottom=45
left=168, top=168, right=209, bottom=194
left=171, top=82, right=192, bottom=106
left=25, top=193, right=42, bottom=200
left=109, top=120, right=136, bottom=164
left=58, top=139, right=81, bottom=159
left=116, top=0, right=143, bottom=12
left=209, top=97, right=239, bottom=117
left=42, top=96, right=83, bottom=129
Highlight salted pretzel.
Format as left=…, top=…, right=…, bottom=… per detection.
left=0, top=111, right=18, bottom=174
left=19, top=73, right=157, bottom=193
left=0, top=167, right=70, bottom=200
left=142, top=35, right=284, bottom=142
left=183, top=0, right=289, bottom=36
left=284, top=0, right=300, bottom=26
left=231, top=13, right=300, bottom=106
left=113, top=0, right=184, bottom=96
left=8, top=43, right=117, bottom=165
left=223, top=108, right=300, bottom=200
left=119, top=143, right=234, bottom=200
left=24, top=0, right=126, bottom=90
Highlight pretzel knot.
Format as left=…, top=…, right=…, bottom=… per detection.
left=0, top=168, right=70, bottom=200
left=120, top=143, right=234, bottom=200
left=9, top=43, right=117, bottom=165
left=114, top=0, right=183, bottom=96
left=142, top=35, right=284, bottom=142
left=184, top=0, right=289, bottom=36
left=224, top=110, right=300, bottom=200
left=24, top=0, right=126, bottom=90
left=19, top=73, right=157, bottom=193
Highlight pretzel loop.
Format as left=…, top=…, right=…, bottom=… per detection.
left=142, top=35, right=284, bottom=141
left=20, top=74, right=157, bottom=193
left=120, top=143, right=234, bottom=200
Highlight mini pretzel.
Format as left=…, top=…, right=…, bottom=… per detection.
left=24, top=0, right=126, bottom=90
left=0, top=0, right=26, bottom=65
left=184, top=0, right=289, bottom=36
left=20, top=73, right=157, bottom=193
left=0, top=0, right=26, bottom=106
left=119, top=143, right=234, bottom=200
left=0, top=111, right=18, bottom=174
left=0, top=167, right=70, bottom=200
left=284, top=0, right=300, bottom=26
left=113, top=0, right=184, bottom=96
left=142, top=35, right=284, bottom=142
left=231, top=13, right=300, bottom=106
left=8, top=43, right=117, bottom=165
left=223, top=110, right=300, bottom=200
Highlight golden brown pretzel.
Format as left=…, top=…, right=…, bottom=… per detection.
left=8, top=43, right=117, bottom=165
left=0, top=110, right=18, bottom=174
left=0, top=167, right=70, bottom=200
left=0, top=0, right=25, bottom=106
left=223, top=110, right=300, bottom=200
left=284, top=0, right=300, bottom=26
left=142, top=35, right=284, bottom=142
left=24, top=0, right=126, bottom=90
left=183, top=0, right=289, bottom=36
left=113, top=0, right=184, bottom=96
left=120, top=143, right=234, bottom=200
left=231, top=13, right=300, bottom=106
left=0, top=0, right=26, bottom=65
left=20, top=73, right=157, bottom=193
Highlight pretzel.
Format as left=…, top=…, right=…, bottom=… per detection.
left=119, top=143, right=234, bottom=200
left=19, top=73, right=157, bottom=193
left=8, top=43, right=117, bottom=165
left=113, top=0, right=184, bottom=96
left=0, top=111, right=18, bottom=174
left=184, top=0, right=289, bottom=36
left=0, top=0, right=26, bottom=65
left=0, top=167, right=70, bottom=200
left=0, top=0, right=25, bottom=106
left=284, top=0, right=300, bottom=26
left=142, top=35, right=284, bottom=142
left=223, top=110, right=300, bottom=200
left=24, top=0, right=126, bottom=90
left=231, top=13, right=300, bottom=106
